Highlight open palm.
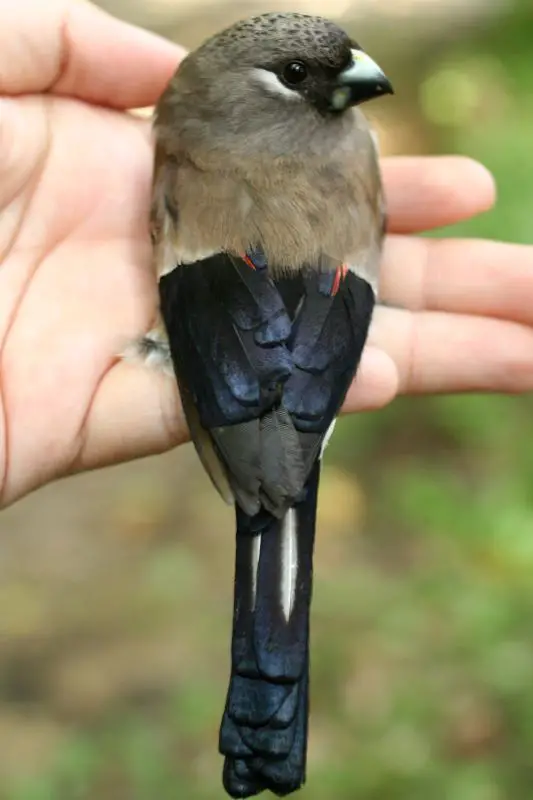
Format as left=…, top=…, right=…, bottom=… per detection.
left=1, top=0, right=532, bottom=506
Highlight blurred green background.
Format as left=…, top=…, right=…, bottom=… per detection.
left=1, top=1, right=533, bottom=798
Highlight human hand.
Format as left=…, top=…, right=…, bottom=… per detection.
left=1, top=2, right=532, bottom=507
left=346, top=157, right=533, bottom=413
left=0, top=0, right=183, bottom=504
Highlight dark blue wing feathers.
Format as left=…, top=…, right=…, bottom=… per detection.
left=159, top=251, right=374, bottom=798
left=159, top=253, right=374, bottom=439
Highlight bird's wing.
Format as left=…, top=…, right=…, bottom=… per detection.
left=158, top=252, right=296, bottom=517
left=280, top=266, right=375, bottom=467
left=158, top=251, right=375, bottom=518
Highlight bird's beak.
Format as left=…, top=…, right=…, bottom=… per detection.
left=331, top=49, right=394, bottom=110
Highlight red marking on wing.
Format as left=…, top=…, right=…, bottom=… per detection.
left=331, top=264, right=348, bottom=296
left=242, top=254, right=257, bottom=271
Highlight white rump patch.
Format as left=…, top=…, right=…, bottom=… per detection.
left=346, top=258, right=379, bottom=297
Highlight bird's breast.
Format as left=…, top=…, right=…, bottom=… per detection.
left=171, top=156, right=381, bottom=274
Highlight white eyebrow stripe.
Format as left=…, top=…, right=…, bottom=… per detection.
left=251, top=68, right=304, bottom=101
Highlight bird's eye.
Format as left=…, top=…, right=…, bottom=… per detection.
left=282, top=61, right=308, bottom=86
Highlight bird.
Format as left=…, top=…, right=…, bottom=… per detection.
left=129, top=11, right=393, bottom=798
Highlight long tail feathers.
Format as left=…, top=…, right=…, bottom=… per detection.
left=220, top=462, right=320, bottom=798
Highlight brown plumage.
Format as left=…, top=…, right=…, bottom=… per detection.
left=151, top=12, right=385, bottom=282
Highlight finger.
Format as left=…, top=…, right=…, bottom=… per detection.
left=79, top=304, right=533, bottom=472
left=382, top=157, right=496, bottom=234
left=80, top=344, right=399, bottom=470
left=79, top=360, right=187, bottom=472
left=369, top=305, right=533, bottom=396
left=342, top=346, right=399, bottom=413
left=380, top=237, right=533, bottom=326
left=0, top=0, right=184, bottom=108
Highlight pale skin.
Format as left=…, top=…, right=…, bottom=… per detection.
left=1, top=0, right=532, bottom=507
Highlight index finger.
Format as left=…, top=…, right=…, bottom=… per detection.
left=0, top=0, right=184, bottom=109
left=382, top=156, right=497, bottom=234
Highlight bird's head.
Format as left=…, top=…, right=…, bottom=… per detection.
left=157, top=12, right=393, bottom=159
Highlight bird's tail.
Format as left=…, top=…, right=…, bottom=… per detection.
left=219, top=462, right=320, bottom=798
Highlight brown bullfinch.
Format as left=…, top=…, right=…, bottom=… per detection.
left=131, top=11, right=393, bottom=798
